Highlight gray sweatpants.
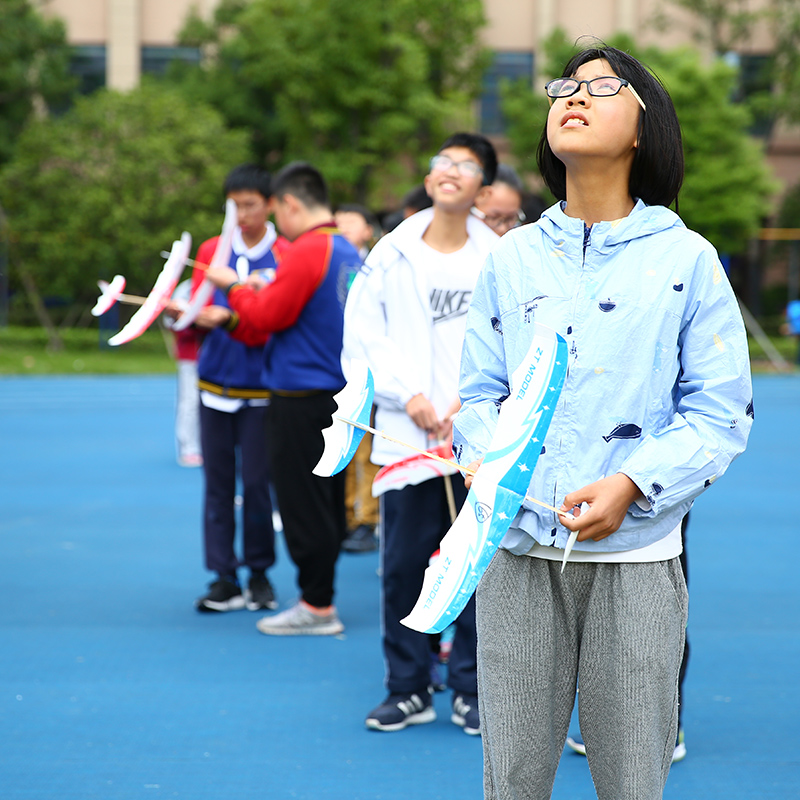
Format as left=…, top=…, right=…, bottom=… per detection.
left=476, top=550, right=688, bottom=800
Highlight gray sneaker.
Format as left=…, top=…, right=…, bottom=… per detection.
left=256, top=602, right=344, bottom=636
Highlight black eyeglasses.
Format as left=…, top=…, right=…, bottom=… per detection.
left=429, top=154, right=484, bottom=179
left=473, top=207, right=526, bottom=232
left=545, top=76, right=647, bottom=112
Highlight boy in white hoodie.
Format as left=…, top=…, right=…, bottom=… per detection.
left=343, top=133, right=499, bottom=733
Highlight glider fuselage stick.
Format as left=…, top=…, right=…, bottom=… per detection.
left=333, top=413, right=573, bottom=520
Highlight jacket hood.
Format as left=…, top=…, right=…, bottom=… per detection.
left=379, top=206, right=500, bottom=265
left=537, top=199, right=686, bottom=256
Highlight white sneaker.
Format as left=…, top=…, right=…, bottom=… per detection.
left=672, top=729, right=687, bottom=762
left=566, top=729, right=686, bottom=763
left=256, top=601, right=344, bottom=636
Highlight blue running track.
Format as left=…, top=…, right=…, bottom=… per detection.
left=0, top=374, right=798, bottom=799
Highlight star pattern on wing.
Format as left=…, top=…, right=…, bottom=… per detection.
left=517, top=463, right=530, bottom=473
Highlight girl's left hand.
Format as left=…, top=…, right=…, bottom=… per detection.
left=463, top=459, right=483, bottom=490
left=559, top=473, right=644, bottom=542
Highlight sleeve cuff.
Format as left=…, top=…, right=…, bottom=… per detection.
left=223, top=311, right=240, bottom=332
left=621, top=471, right=655, bottom=516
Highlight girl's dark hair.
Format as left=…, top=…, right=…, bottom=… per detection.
left=536, top=44, right=684, bottom=208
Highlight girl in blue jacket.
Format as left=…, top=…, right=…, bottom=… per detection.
left=454, top=44, right=752, bottom=800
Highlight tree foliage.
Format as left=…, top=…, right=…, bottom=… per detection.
left=0, top=0, right=77, bottom=167
left=169, top=0, right=489, bottom=204
left=767, top=0, right=800, bottom=125
left=500, top=29, right=580, bottom=177
left=0, top=84, right=251, bottom=307
left=650, top=46, right=777, bottom=254
left=501, top=30, right=776, bottom=254
left=659, top=0, right=800, bottom=125
left=654, top=0, right=760, bottom=54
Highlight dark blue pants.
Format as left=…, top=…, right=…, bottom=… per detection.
left=200, top=402, right=275, bottom=577
left=381, top=476, right=477, bottom=696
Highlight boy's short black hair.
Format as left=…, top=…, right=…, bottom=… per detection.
left=336, top=203, right=379, bottom=231
left=438, top=132, right=498, bottom=186
left=272, top=161, right=329, bottom=209
left=536, top=43, right=684, bottom=208
left=223, top=163, right=272, bottom=199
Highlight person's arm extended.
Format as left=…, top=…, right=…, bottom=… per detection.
left=208, top=234, right=330, bottom=345
left=193, top=238, right=266, bottom=346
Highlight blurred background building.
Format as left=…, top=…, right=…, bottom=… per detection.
left=40, top=0, right=799, bottom=190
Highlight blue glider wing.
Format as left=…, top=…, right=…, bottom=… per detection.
left=401, top=324, right=568, bottom=634
left=313, top=359, right=375, bottom=477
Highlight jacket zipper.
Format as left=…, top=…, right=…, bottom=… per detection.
left=553, top=225, right=591, bottom=530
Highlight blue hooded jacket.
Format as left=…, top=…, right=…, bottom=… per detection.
left=454, top=200, right=753, bottom=554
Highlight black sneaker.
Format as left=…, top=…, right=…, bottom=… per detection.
left=451, top=693, right=480, bottom=736
left=342, top=524, right=377, bottom=553
left=365, top=688, right=436, bottom=731
left=195, top=577, right=245, bottom=613
left=246, top=573, right=278, bottom=611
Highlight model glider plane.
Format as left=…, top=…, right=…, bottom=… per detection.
left=314, top=323, right=570, bottom=634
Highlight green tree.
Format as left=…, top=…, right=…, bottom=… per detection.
left=648, top=46, right=777, bottom=254
left=170, top=0, right=488, bottom=204
left=501, top=31, right=776, bottom=254
left=0, top=83, right=251, bottom=319
left=767, top=0, right=800, bottom=125
left=658, top=0, right=800, bottom=125
left=500, top=29, right=578, bottom=176
left=0, top=0, right=77, bottom=166
left=653, top=0, right=759, bottom=54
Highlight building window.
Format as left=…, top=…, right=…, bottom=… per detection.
left=736, top=53, right=773, bottom=138
left=141, top=46, right=201, bottom=76
left=71, top=46, right=106, bottom=95
left=480, top=51, right=534, bottom=135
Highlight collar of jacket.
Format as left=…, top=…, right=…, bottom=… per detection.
left=536, top=198, right=684, bottom=257
left=382, top=206, right=500, bottom=266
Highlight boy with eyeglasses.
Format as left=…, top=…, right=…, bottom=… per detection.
left=343, top=133, right=499, bottom=733
left=474, top=163, right=527, bottom=236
